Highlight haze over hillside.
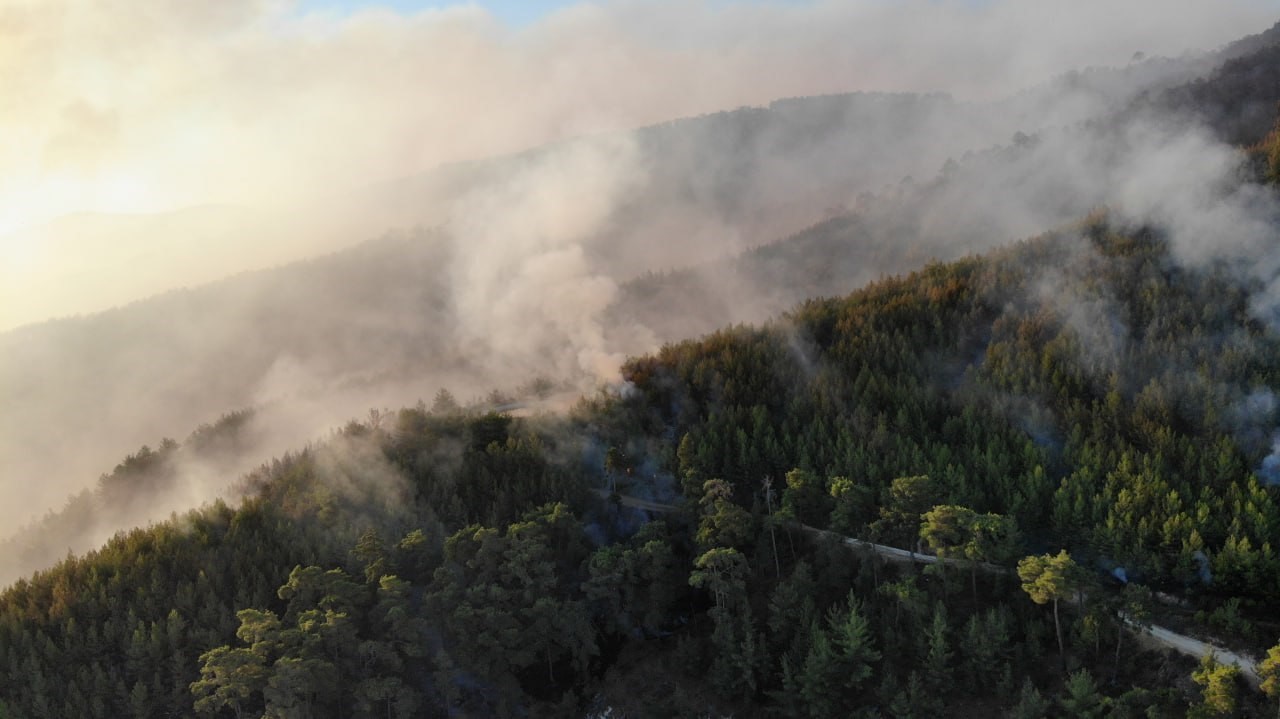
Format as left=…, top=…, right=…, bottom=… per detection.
left=3, top=0, right=1280, bottom=579
left=3, top=0, right=1273, bottom=328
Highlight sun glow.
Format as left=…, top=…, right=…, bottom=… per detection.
left=94, top=169, right=159, bottom=215
left=1, top=169, right=165, bottom=239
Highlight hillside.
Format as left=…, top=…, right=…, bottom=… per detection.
left=7, top=15, right=1280, bottom=595
left=6, top=30, right=1272, bottom=545
left=4, top=216, right=1280, bottom=716
left=5, top=12, right=1280, bottom=719
left=0, top=90, right=1001, bottom=538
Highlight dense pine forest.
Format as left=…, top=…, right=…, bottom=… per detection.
left=6, top=212, right=1280, bottom=716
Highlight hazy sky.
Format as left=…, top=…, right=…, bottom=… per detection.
left=297, top=0, right=818, bottom=28
left=1, top=0, right=1275, bottom=330
left=298, top=0, right=647, bottom=27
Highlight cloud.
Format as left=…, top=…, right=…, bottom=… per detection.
left=41, top=101, right=120, bottom=172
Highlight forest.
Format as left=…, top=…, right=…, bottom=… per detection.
left=5, top=211, right=1280, bottom=716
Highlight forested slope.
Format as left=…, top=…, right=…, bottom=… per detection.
left=5, top=217, right=1280, bottom=717
left=623, top=219, right=1280, bottom=594
left=0, top=90, right=997, bottom=532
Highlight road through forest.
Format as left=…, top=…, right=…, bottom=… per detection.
left=600, top=489, right=1263, bottom=687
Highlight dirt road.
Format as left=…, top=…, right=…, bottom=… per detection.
left=604, top=489, right=1263, bottom=688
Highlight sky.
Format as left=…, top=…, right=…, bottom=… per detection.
left=297, top=0, right=816, bottom=28
left=298, top=0, right=613, bottom=27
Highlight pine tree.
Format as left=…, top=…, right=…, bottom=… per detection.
left=1059, top=669, right=1106, bottom=718
left=1190, top=653, right=1240, bottom=717
left=923, top=602, right=952, bottom=694
left=1010, top=678, right=1050, bottom=719
left=1260, top=643, right=1280, bottom=719
left=1018, top=550, right=1083, bottom=670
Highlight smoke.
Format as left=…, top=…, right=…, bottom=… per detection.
left=2, top=0, right=1273, bottom=329
left=1030, top=240, right=1130, bottom=377
left=446, top=134, right=650, bottom=384
left=2, top=0, right=1280, bottom=579
left=1108, top=121, right=1280, bottom=269
left=1239, top=390, right=1280, bottom=485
